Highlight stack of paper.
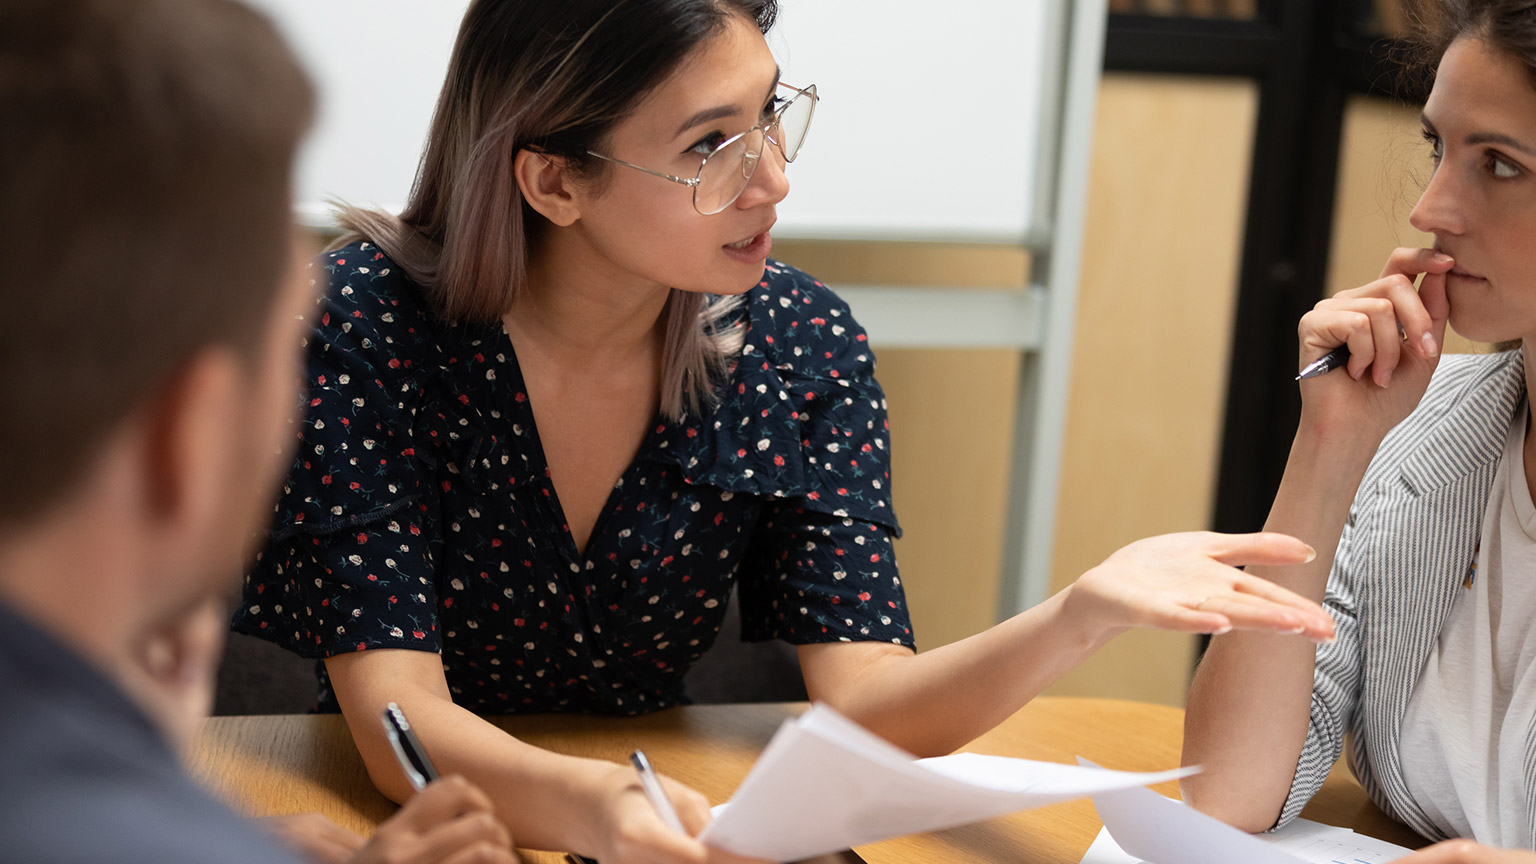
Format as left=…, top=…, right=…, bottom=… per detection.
left=1083, top=762, right=1414, bottom=864
left=697, top=704, right=1196, bottom=862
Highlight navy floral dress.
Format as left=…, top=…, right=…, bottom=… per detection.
left=236, top=242, right=913, bottom=714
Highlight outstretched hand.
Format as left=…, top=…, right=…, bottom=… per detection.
left=1063, top=531, right=1335, bottom=643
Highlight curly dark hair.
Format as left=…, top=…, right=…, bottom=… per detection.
left=1406, top=0, right=1536, bottom=91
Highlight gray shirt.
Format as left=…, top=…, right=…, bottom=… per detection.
left=0, top=598, right=304, bottom=863
left=1400, top=403, right=1536, bottom=847
left=1277, top=350, right=1536, bottom=840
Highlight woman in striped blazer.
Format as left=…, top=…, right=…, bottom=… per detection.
left=1182, top=3, right=1536, bottom=861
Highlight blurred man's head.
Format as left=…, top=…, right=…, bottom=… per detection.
left=0, top=0, right=313, bottom=690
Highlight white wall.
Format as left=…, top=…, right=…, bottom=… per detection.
left=247, top=0, right=1053, bottom=243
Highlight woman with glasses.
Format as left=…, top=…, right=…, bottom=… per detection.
left=237, top=1, right=1332, bottom=861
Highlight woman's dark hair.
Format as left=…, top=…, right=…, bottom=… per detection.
left=1408, top=0, right=1536, bottom=92
left=334, top=0, right=777, bottom=420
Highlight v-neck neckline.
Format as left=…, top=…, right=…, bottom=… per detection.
left=492, top=323, right=664, bottom=565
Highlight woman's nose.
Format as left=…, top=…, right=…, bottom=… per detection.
left=736, top=141, right=790, bottom=210
left=1409, top=163, right=1467, bottom=237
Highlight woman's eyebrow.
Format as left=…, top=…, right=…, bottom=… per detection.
left=1422, top=111, right=1536, bottom=156
left=674, top=65, right=782, bottom=138
left=1466, top=131, right=1536, bottom=156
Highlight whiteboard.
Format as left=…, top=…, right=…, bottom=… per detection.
left=249, top=0, right=1053, bottom=244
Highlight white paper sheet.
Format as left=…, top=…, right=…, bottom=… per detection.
left=1084, top=774, right=1414, bottom=864
left=696, top=704, right=1195, bottom=862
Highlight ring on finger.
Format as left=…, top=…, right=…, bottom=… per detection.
left=1190, top=597, right=1210, bottom=610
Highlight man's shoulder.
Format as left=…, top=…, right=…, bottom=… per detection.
left=0, top=704, right=302, bottom=863
left=0, top=604, right=303, bottom=864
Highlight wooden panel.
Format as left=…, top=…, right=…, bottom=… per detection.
left=1328, top=94, right=1486, bottom=355
left=878, top=348, right=1021, bottom=649
left=770, top=240, right=1028, bottom=289
left=1043, top=74, right=1259, bottom=705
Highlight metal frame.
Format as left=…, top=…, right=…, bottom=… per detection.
left=832, top=0, right=1109, bottom=616
left=1002, top=0, right=1111, bottom=614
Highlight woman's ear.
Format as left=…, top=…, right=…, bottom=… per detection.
left=514, top=149, right=582, bottom=227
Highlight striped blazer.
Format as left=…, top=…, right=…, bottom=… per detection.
left=1279, top=349, right=1530, bottom=843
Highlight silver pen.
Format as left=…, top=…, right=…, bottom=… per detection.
left=629, top=749, right=687, bottom=835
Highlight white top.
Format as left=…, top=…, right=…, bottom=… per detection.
left=1399, top=401, right=1536, bottom=846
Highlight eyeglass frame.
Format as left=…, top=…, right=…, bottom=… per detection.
left=582, top=81, right=818, bottom=215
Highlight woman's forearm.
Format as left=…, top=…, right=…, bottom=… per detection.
left=800, top=589, right=1116, bottom=757
left=1181, top=429, right=1375, bottom=829
left=804, top=522, right=1337, bottom=758
left=326, top=653, right=632, bottom=857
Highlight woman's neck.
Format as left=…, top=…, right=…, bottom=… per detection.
left=507, top=238, right=672, bottom=370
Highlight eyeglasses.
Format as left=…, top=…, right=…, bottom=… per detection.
left=586, top=82, right=818, bottom=215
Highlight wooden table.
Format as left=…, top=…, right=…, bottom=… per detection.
left=191, top=698, right=1426, bottom=863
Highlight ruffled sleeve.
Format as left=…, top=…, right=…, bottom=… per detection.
left=235, top=244, right=448, bottom=658
left=650, top=260, right=913, bottom=647
left=650, top=260, right=900, bottom=535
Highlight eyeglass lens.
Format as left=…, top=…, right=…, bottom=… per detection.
left=693, top=87, right=816, bottom=215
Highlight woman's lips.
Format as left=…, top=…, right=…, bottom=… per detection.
left=723, top=230, right=772, bottom=262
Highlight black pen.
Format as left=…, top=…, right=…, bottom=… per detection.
left=381, top=702, right=439, bottom=791
left=1296, top=344, right=1350, bottom=380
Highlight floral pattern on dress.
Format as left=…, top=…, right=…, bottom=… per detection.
left=236, top=244, right=912, bottom=715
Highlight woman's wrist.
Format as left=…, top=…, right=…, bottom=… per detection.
left=1047, top=585, right=1123, bottom=657
left=560, top=757, right=634, bottom=855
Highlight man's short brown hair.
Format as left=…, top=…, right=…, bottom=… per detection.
left=0, top=0, right=314, bottom=525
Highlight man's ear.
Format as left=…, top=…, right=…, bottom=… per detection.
left=139, top=348, right=244, bottom=552
left=515, top=149, right=584, bottom=228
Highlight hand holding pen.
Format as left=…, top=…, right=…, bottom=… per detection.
left=352, top=703, right=520, bottom=864
left=1293, top=248, right=1452, bottom=439
left=568, top=750, right=772, bottom=864
left=1297, top=247, right=1451, bottom=384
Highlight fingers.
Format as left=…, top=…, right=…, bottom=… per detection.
left=415, top=810, right=513, bottom=862
left=256, top=813, right=366, bottom=864
left=440, top=843, right=522, bottom=864
left=1300, top=247, right=1454, bottom=382
left=592, top=774, right=712, bottom=860
left=1140, top=602, right=1235, bottom=636
left=1378, top=246, right=1455, bottom=282
left=1363, top=296, right=1403, bottom=386
left=1419, top=267, right=1451, bottom=332
left=1203, top=532, right=1316, bottom=569
left=1088, top=532, right=1334, bottom=641
left=395, top=776, right=497, bottom=834
left=658, top=776, right=713, bottom=837
left=1228, top=572, right=1335, bottom=637
left=362, top=778, right=517, bottom=864
left=1390, top=839, right=1515, bottom=864
left=1195, top=589, right=1333, bottom=643
left=609, top=797, right=710, bottom=864
left=706, top=848, right=778, bottom=864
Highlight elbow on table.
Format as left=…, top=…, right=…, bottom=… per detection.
left=361, top=753, right=418, bottom=805
left=1179, top=775, right=1284, bottom=834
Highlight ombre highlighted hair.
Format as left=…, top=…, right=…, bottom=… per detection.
left=332, top=0, right=778, bottom=420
